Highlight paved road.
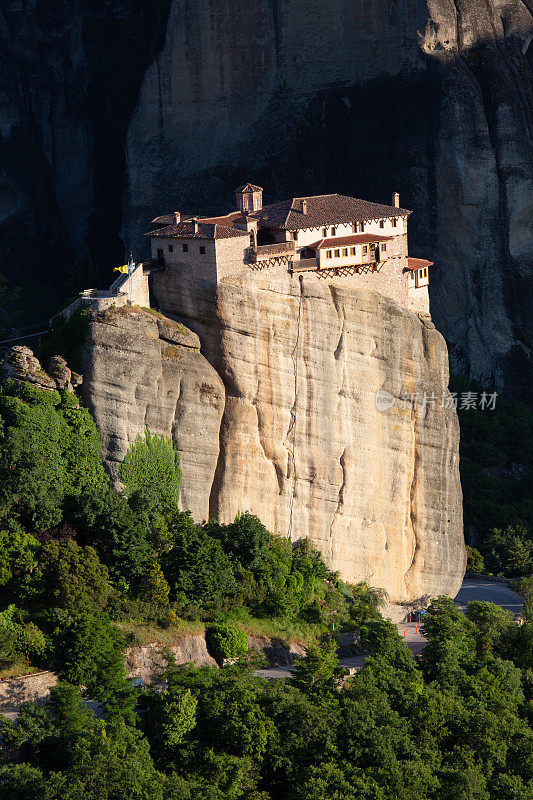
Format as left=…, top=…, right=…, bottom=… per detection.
left=454, top=578, right=523, bottom=618
left=259, top=579, right=526, bottom=680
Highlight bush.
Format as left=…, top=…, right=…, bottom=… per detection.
left=206, top=624, right=248, bottom=660
left=466, top=545, right=485, bottom=573
left=120, top=430, right=182, bottom=513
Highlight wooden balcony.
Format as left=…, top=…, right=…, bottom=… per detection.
left=250, top=241, right=296, bottom=262
left=290, top=258, right=318, bottom=273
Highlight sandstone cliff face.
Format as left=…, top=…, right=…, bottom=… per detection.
left=83, top=279, right=465, bottom=604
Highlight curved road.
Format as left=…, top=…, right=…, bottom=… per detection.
left=454, top=578, right=524, bottom=618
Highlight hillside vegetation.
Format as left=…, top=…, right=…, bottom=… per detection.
left=0, top=373, right=531, bottom=798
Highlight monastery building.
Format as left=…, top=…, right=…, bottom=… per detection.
left=147, top=184, right=433, bottom=315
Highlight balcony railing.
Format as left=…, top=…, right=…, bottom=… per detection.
left=250, top=241, right=296, bottom=261
left=290, top=258, right=318, bottom=272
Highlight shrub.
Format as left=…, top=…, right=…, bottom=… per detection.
left=206, top=624, right=248, bottom=660
left=466, top=545, right=485, bottom=573
left=120, top=430, right=182, bottom=512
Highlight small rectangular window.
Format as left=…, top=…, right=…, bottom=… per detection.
left=379, top=220, right=384, bottom=229
left=199, top=245, right=205, bottom=255
left=331, top=227, right=336, bottom=236
left=350, top=247, right=355, bottom=256
left=326, top=250, right=332, bottom=259
left=322, top=227, right=327, bottom=237
left=354, top=222, right=360, bottom=233
left=381, top=242, right=387, bottom=251
left=360, top=222, right=365, bottom=232
left=168, top=244, right=174, bottom=253
left=182, top=243, right=189, bottom=252
left=292, top=231, right=298, bottom=241
left=334, top=249, right=340, bottom=258
left=392, top=218, right=397, bottom=227
left=342, top=248, right=348, bottom=257
left=362, top=245, right=368, bottom=254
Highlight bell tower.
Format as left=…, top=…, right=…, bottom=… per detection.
left=235, top=183, right=263, bottom=214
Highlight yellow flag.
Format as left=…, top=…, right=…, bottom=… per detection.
left=113, top=264, right=129, bottom=274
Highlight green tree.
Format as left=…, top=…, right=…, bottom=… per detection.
left=465, top=600, right=514, bottom=656
left=485, top=525, right=533, bottom=577
left=209, top=512, right=270, bottom=573
left=120, top=430, right=182, bottom=513
left=0, top=764, right=48, bottom=800
left=0, top=528, right=40, bottom=601
left=34, top=539, right=113, bottom=616
left=52, top=615, right=128, bottom=703
left=291, top=641, right=343, bottom=700
left=144, top=684, right=197, bottom=758
left=347, top=581, right=389, bottom=626
left=162, top=513, right=236, bottom=611
left=466, top=545, right=485, bottom=573
left=0, top=381, right=107, bottom=531
left=420, top=596, right=477, bottom=679
left=17, top=623, right=46, bottom=671
left=66, top=486, right=153, bottom=588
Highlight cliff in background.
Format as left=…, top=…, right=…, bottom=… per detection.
left=83, top=277, right=465, bottom=605
left=1, top=0, right=531, bottom=396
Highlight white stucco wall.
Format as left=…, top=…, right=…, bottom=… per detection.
left=269, top=214, right=408, bottom=257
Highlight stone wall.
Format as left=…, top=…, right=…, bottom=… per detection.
left=0, top=672, right=57, bottom=713
left=151, top=237, right=218, bottom=282
left=215, top=236, right=252, bottom=281
left=408, top=284, right=430, bottom=315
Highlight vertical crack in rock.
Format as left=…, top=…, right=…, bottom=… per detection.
left=329, top=446, right=347, bottom=542
left=284, top=278, right=304, bottom=540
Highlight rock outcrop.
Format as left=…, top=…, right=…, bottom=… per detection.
left=82, top=306, right=225, bottom=522
left=83, top=277, right=465, bottom=604
left=0, top=346, right=82, bottom=392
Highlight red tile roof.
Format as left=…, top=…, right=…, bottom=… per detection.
left=146, top=220, right=248, bottom=240
left=406, top=257, right=434, bottom=271
left=251, top=194, right=411, bottom=230
left=312, top=233, right=393, bottom=249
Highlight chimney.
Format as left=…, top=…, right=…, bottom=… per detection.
left=301, top=199, right=308, bottom=214
left=192, top=217, right=199, bottom=233
left=392, top=192, right=400, bottom=208
left=174, top=211, right=181, bottom=223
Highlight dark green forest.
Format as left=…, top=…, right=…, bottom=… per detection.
left=0, top=365, right=531, bottom=798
